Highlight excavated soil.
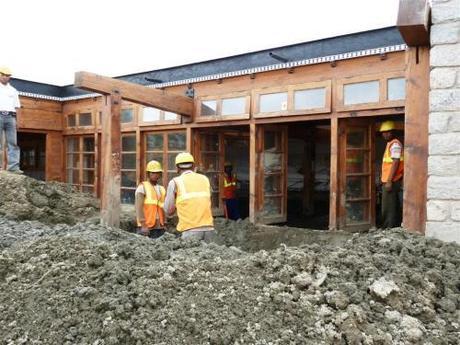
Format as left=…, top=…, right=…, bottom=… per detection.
left=0, top=174, right=459, bottom=344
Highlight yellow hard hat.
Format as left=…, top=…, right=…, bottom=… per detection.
left=0, top=67, right=12, bottom=76
left=379, top=121, right=395, bottom=132
left=175, top=152, right=194, bottom=165
left=146, top=160, right=163, bottom=173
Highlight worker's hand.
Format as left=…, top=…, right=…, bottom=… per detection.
left=384, top=181, right=393, bottom=192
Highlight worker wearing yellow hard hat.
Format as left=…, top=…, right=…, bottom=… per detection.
left=0, top=66, right=23, bottom=174
left=379, top=120, right=404, bottom=228
left=222, top=161, right=241, bottom=220
left=163, top=152, right=215, bottom=241
left=135, top=160, right=166, bottom=238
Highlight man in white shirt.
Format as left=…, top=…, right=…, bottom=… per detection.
left=0, top=67, right=22, bottom=173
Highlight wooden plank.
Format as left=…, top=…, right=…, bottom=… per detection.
left=44, top=131, right=63, bottom=182
left=329, top=117, right=339, bottom=230
left=100, top=93, right=122, bottom=228
left=403, top=46, right=429, bottom=234
left=397, top=0, right=430, bottom=46
left=74, top=71, right=193, bottom=116
left=249, top=122, right=257, bottom=223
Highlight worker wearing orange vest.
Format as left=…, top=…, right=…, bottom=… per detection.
left=164, top=152, right=215, bottom=241
left=379, top=121, right=404, bottom=229
left=135, top=160, right=166, bottom=238
left=223, top=162, right=241, bottom=220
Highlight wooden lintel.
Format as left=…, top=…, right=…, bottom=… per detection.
left=397, top=0, right=430, bottom=46
left=74, top=71, right=193, bottom=116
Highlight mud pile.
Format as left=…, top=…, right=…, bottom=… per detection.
left=1, top=215, right=459, bottom=344
left=0, top=172, right=99, bottom=225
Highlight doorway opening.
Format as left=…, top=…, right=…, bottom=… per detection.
left=18, top=132, right=46, bottom=180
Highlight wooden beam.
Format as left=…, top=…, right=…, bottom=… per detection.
left=397, top=0, right=430, bottom=46
left=403, top=46, right=429, bottom=234
left=100, top=92, right=122, bottom=228
left=74, top=71, right=193, bottom=116
left=329, top=117, right=339, bottom=230
left=249, top=122, right=257, bottom=223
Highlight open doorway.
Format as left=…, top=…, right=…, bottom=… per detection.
left=286, top=122, right=330, bottom=229
left=18, top=132, right=46, bottom=180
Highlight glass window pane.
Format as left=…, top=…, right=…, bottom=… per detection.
left=121, top=108, right=134, bottom=123
left=346, top=201, right=368, bottom=223
left=344, top=81, right=379, bottom=105
left=259, top=92, right=288, bottom=113
left=164, top=111, right=178, bottom=121
left=346, top=176, right=369, bottom=199
left=262, top=196, right=282, bottom=217
left=67, top=114, right=76, bottom=127
left=121, top=171, right=137, bottom=188
left=83, top=137, right=94, bottom=152
left=264, top=174, right=282, bottom=194
left=346, top=150, right=368, bottom=174
left=222, top=97, right=246, bottom=115
left=168, top=153, right=178, bottom=171
left=294, top=88, right=326, bottom=110
left=204, top=172, right=219, bottom=191
left=79, top=113, right=93, bottom=126
left=146, top=153, right=163, bottom=166
left=122, top=135, right=136, bottom=152
left=264, top=153, right=282, bottom=172
left=67, top=169, right=79, bottom=184
left=66, top=138, right=79, bottom=152
left=143, top=107, right=161, bottom=122
left=168, top=133, right=186, bottom=150
left=200, top=135, right=219, bottom=151
left=347, top=129, right=368, bottom=148
left=388, top=78, right=406, bottom=101
left=122, top=153, right=136, bottom=169
left=200, top=153, right=219, bottom=172
left=211, top=192, right=219, bottom=209
left=121, top=189, right=135, bottom=204
left=201, top=100, right=217, bottom=116
left=146, top=134, right=163, bottom=151
left=82, top=154, right=95, bottom=169
left=67, top=154, right=80, bottom=169
left=82, top=170, right=94, bottom=185
left=264, top=131, right=277, bottom=151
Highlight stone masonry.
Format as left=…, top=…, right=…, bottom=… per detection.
left=427, top=0, right=460, bottom=243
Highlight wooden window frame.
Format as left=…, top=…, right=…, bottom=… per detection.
left=65, top=110, right=95, bottom=129
left=65, top=135, right=96, bottom=195
left=121, top=133, right=138, bottom=204
left=139, top=106, right=182, bottom=126
left=253, top=80, right=331, bottom=118
left=336, top=72, right=405, bottom=112
left=196, top=92, right=250, bottom=122
left=120, top=105, right=135, bottom=125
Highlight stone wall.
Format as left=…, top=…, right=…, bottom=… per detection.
left=426, top=0, right=460, bottom=243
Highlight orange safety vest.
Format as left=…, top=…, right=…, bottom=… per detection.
left=223, top=174, right=237, bottom=199
left=174, top=172, right=214, bottom=232
left=137, top=181, right=166, bottom=228
left=381, top=139, right=404, bottom=183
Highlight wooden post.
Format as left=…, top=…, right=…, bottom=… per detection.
left=249, top=122, right=257, bottom=223
left=329, top=117, right=339, bottom=230
left=403, top=46, right=429, bottom=234
left=100, top=91, right=122, bottom=228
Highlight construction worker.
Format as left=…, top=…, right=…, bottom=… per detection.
left=379, top=120, right=404, bottom=229
left=164, top=152, right=215, bottom=241
left=135, top=160, right=166, bottom=238
left=222, top=162, right=241, bottom=220
left=0, top=67, right=22, bottom=173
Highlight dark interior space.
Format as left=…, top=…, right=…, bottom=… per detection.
left=18, top=132, right=46, bottom=181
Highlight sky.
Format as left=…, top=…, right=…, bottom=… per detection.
left=4, top=0, right=400, bottom=86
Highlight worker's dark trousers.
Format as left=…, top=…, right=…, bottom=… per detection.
left=381, top=179, right=402, bottom=229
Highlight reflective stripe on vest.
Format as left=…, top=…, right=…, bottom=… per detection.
left=138, top=182, right=165, bottom=227
left=381, top=139, right=404, bottom=183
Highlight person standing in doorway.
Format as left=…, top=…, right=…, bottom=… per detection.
left=135, top=160, right=166, bottom=238
left=0, top=67, right=22, bottom=173
left=379, top=121, right=404, bottom=228
left=164, top=152, right=215, bottom=241
left=222, top=162, right=241, bottom=220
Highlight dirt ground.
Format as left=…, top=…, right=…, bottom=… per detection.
left=0, top=173, right=459, bottom=345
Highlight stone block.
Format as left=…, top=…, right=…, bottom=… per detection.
left=430, top=68, right=457, bottom=89
left=428, top=155, right=460, bottom=176
left=429, top=132, right=460, bottom=154
left=431, top=21, right=460, bottom=45
left=430, top=89, right=460, bottom=111
left=427, top=200, right=451, bottom=221
left=429, top=112, right=460, bottom=133
left=451, top=201, right=460, bottom=221
left=430, top=44, right=460, bottom=67
left=427, top=176, right=460, bottom=199
left=426, top=221, right=460, bottom=244
left=432, top=0, right=460, bottom=24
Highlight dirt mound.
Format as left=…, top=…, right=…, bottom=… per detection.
left=0, top=172, right=99, bottom=225
left=1, top=216, right=459, bottom=344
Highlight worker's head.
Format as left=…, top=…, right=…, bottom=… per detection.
left=0, top=67, right=12, bottom=85
left=146, top=160, right=162, bottom=183
left=224, top=161, right=233, bottom=175
left=379, top=121, right=396, bottom=141
left=175, top=152, right=195, bottom=172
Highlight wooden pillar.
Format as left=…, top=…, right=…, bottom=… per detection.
left=249, top=122, right=257, bottom=223
left=100, top=91, right=122, bottom=228
left=186, top=127, right=192, bottom=153
left=403, top=46, right=429, bottom=234
left=329, top=117, right=339, bottom=230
